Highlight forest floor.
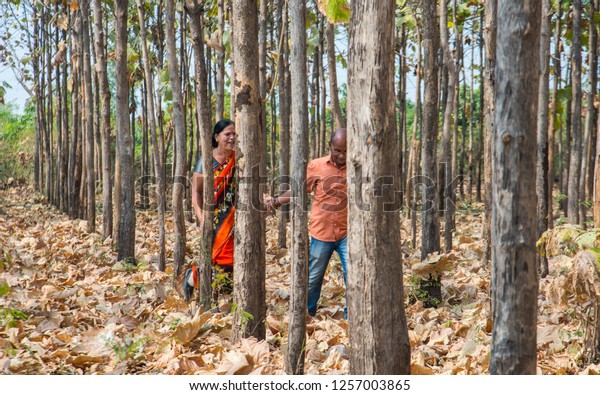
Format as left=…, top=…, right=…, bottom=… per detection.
left=1, top=184, right=600, bottom=375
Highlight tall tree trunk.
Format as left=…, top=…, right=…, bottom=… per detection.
left=82, top=0, right=95, bottom=234
left=347, top=0, right=410, bottom=374
left=567, top=0, right=582, bottom=224
left=115, top=0, right=135, bottom=261
left=483, top=0, right=497, bottom=264
left=439, top=0, right=457, bottom=253
left=44, top=9, right=53, bottom=204
left=186, top=0, right=214, bottom=307
left=277, top=0, right=290, bottom=250
left=548, top=1, right=562, bottom=228
left=326, top=22, right=344, bottom=129
left=285, top=0, right=308, bottom=374
left=138, top=0, right=166, bottom=271
left=69, top=14, right=82, bottom=219
left=491, top=0, right=540, bottom=375
left=536, top=0, right=551, bottom=276
left=582, top=0, right=597, bottom=227
left=420, top=0, right=441, bottom=302
left=231, top=0, right=266, bottom=341
left=476, top=11, right=484, bottom=202
left=586, top=0, right=598, bottom=223
left=166, top=0, right=187, bottom=276
left=216, top=0, right=226, bottom=120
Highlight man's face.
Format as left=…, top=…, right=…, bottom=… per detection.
left=330, top=139, right=347, bottom=168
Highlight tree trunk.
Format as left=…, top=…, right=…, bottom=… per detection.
left=285, top=0, right=308, bottom=375
left=138, top=0, right=166, bottom=271
left=439, top=0, right=457, bottom=253
left=277, top=0, right=290, bottom=250
left=582, top=0, right=597, bottom=227
left=326, top=21, right=344, bottom=129
left=115, top=0, right=135, bottom=261
left=567, top=0, right=583, bottom=224
left=420, top=0, right=441, bottom=303
left=231, top=0, right=266, bottom=342
left=347, top=0, right=410, bottom=374
left=491, top=0, right=540, bottom=375
left=165, top=0, right=187, bottom=276
left=536, top=0, right=551, bottom=276
left=483, top=0, right=497, bottom=264
left=82, top=0, right=95, bottom=234
left=186, top=0, right=215, bottom=307
left=548, top=1, right=562, bottom=229
left=216, top=0, right=226, bottom=120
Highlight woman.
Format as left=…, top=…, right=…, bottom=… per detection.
left=185, top=119, right=236, bottom=300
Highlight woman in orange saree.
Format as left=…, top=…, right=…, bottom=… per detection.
left=192, top=119, right=236, bottom=269
left=186, top=120, right=236, bottom=300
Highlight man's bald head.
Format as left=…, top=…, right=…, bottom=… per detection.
left=329, top=128, right=347, bottom=168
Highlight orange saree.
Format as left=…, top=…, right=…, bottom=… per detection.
left=211, top=152, right=235, bottom=267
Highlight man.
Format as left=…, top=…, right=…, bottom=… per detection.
left=267, top=128, right=348, bottom=319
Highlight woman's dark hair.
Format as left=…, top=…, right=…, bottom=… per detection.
left=212, top=119, right=235, bottom=148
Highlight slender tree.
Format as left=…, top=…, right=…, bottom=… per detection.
left=115, top=0, right=135, bottom=261
left=567, top=0, right=582, bottom=224
left=491, top=0, right=540, bottom=374
left=420, top=0, right=441, bottom=302
left=165, top=0, right=187, bottom=276
left=326, top=21, right=345, bottom=129
left=186, top=0, right=214, bottom=307
left=483, top=0, right=497, bottom=264
left=92, top=0, right=112, bottom=240
left=81, top=0, right=95, bottom=234
left=537, top=0, right=551, bottom=276
left=286, top=0, right=309, bottom=375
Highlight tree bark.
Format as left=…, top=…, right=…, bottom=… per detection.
left=285, top=0, right=309, bottom=375
left=420, top=0, right=441, bottom=304
left=491, top=0, right=540, bottom=375
left=439, top=0, right=457, bottom=253
left=82, top=0, right=95, bottom=234
left=326, top=21, right=345, bottom=129
left=536, top=0, right=551, bottom=276
left=347, top=0, right=410, bottom=374
left=166, top=0, right=187, bottom=276
left=483, top=0, right=497, bottom=264
left=548, top=1, right=562, bottom=229
left=567, top=0, right=583, bottom=224
left=138, top=0, right=166, bottom=271
left=186, top=0, right=215, bottom=307
left=277, top=0, right=290, bottom=249
left=115, top=0, right=135, bottom=261
left=582, top=0, right=597, bottom=227
left=231, top=0, right=266, bottom=342
left=93, top=0, right=113, bottom=239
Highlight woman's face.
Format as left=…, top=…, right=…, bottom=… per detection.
left=215, top=124, right=236, bottom=151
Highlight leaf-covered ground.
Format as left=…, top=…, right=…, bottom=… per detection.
left=1, top=185, right=599, bottom=374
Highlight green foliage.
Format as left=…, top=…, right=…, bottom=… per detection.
left=0, top=307, right=28, bottom=328
left=231, top=303, right=255, bottom=328
left=324, top=0, right=350, bottom=24
left=0, top=281, right=10, bottom=297
left=0, top=103, right=35, bottom=185
left=105, top=335, right=147, bottom=361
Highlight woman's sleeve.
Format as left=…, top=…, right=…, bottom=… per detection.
left=193, top=157, right=203, bottom=174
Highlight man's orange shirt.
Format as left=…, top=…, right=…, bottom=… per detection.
left=306, top=155, right=347, bottom=242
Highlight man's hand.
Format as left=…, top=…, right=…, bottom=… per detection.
left=263, top=193, right=280, bottom=214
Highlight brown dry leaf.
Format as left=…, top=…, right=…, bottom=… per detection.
left=214, top=350, right=252, bottom=375
left=411, top=363, right=434, bottom=375
left=411, top=252, right=458, bottom=277
left=171, top=310, right=212, bottom=345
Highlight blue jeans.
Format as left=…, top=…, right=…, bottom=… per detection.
left=307, top=236, right=348, bottom=318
